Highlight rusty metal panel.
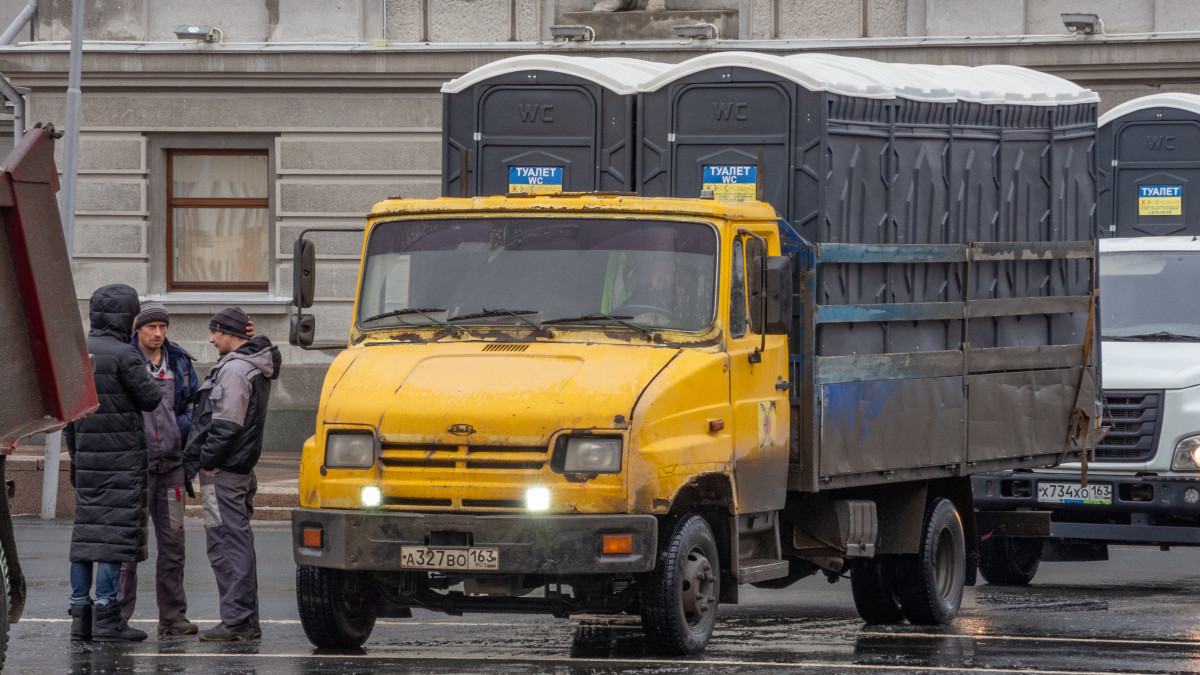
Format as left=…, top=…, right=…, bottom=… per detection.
left=967, top=368, right=1078, bottom=463
left=818, top=377, right=964, bottom=479
left=0, top=125, right=98, bottom=448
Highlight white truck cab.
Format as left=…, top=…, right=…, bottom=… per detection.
left=973, top=236, right=1200, bottom=583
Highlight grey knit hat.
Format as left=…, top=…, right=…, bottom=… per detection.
left=209, top=306, right=251, bottom=340
left=134, top=300, right=170, bottom=330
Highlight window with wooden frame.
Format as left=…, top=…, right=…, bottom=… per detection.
left=167, top=149, right=270, bottom=291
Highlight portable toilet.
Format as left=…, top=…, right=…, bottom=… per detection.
left=440, top=55, right=669, bottom=197
left=636, top=52, right=1098, bottom=355
left=1098, top=93, right=1200, bottom=237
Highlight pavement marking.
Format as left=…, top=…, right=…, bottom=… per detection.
left=126, top=651, right=1159, bottom=674
left=23, top=617, right=1200, bottom=650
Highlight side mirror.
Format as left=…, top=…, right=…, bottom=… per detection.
left=289, top=313, right=315, bottom=347
left=293, top=238, right=316, bottom=309
left=762, top=255, right=792, bottom=335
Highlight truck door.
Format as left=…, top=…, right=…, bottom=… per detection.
left=727, top=233, right=790, bottom=513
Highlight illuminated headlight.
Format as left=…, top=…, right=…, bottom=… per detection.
left=361, top=486, right=382, bottom=508
left=1171, top=435, right=1200, bottom=471
left=325, top=432, right=375, bottom=469
left=562, top=437, right=622, bottom=473
left=526, top=487, right=550, bottom=512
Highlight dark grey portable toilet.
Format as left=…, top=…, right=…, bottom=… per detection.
left=441, top=56, right=667, bottom=197
left=1098, top=93, right=1200, bottom=237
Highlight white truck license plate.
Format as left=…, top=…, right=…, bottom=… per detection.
left=399, top=546, right=499, bottom=570
left=1036, top=482, right=1112, bottom=505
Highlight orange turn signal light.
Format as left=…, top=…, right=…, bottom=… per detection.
left=302, top=527, right=323, bottom=549
left=602, top=534, right=633, bottom=555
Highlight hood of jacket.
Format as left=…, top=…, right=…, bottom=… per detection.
left=88, top=284, right=140, bottom=341
left=220, top=335, right=281, bottom=380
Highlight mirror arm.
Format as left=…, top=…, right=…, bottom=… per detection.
left=291, top=226, right=364, bottom=351
left=738, top=229, right=769, bottom=364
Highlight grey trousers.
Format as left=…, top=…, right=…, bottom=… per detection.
left=199, top=468, right=259, bottom=625
left=116, top=466, right=188, bottom=623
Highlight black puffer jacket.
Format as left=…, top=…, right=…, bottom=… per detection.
left=64, top=284, right=161, bottom=564
left=184, top=335, right=281, bottom=476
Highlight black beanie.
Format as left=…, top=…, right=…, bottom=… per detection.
left=209, top=306, right=251, bottom=340
left=134, top=300, right=170, bottom=330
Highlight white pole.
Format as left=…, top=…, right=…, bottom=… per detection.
left=42, top=0, right=84, bottom=519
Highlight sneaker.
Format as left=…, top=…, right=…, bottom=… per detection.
left=198, top=619, right=256, bottom=642
left=158, top=619, right=199, bottom=636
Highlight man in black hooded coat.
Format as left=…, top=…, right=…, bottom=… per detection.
left=63, top=283, right=161, bottom=642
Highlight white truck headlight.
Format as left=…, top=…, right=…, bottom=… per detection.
left=1171, top=434, right=1200, bottom=471
left=562, top=437, right=622, bottom=473
left=325, top=432, right=376, bottom=469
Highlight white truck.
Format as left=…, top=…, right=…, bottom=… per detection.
left=973, top=94, right=1200, bottom=583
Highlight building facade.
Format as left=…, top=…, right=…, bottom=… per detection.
left=1, top=0, right=1196, bottom=451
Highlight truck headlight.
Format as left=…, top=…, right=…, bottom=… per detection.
left=1171, top=435, right=1200, bottom=471
left=557, top=437, right=622, bottom=473
left=325, top=432, right=375, bottom=469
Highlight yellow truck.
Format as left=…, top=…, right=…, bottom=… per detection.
left=290, top=54, right=1100, bottom=655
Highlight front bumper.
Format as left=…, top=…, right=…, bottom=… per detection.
left=292, top=508, right=658, bottom=574
left=974, top=471, right=1200, bottom=545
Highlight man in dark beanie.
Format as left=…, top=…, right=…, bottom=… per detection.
left=63, top=284, right=161, bottom=642
left=114, top=300, right=201, bottom=636
left=184, top=306, right=281, bottom=641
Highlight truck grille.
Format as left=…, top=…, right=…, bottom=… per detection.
left=380, top=443, right=547, bottom=471
left=1095, top=390, right=1163, bottom=461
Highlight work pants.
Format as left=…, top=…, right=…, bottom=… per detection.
left=116, top=466, right=188, bottom=623
left=199, top=469, right=259, bottom=626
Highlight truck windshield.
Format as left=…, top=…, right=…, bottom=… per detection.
left=1100, top=250, right=1200, bottom=340
left=358, top=217, right=718, bottom=333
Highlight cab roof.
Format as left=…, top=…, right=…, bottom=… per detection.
left=369, top=193, right=782, bottom=221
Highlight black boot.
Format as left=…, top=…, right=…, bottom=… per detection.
left=91, top=603, right=147, bottom=642
left=69, top=605, right=92, bottom=641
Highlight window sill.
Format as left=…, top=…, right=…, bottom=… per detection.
left=141, top=293, right=295, bottom=315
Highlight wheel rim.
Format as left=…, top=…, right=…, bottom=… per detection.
left=933, top=527, right=964, bottom=601
left=680, top=546, right=716, bottom=628
left=336, top=572, right=367, bottom=621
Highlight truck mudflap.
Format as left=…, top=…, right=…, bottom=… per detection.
left=974, top=471, right=1200, bottom=545
left=293, top=508, right=658, bottom=574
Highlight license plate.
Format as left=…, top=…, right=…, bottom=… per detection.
left=1036, top=482, right=1112, bottom=505
left=399, top=546, right=499, bottom=571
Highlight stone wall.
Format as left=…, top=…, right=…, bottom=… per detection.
left=27, top=0, right=1198, bottom=43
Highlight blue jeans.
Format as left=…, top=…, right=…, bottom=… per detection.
left=70, top=561, right=121, bottom=606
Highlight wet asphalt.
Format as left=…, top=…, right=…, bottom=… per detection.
left=6, top=515, right=1200, bottom=674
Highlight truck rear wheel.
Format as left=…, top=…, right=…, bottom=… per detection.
left=893, top=498, right=965, bottom=626
left=296, top=565, right=377, bottom=648
left=850, top=557, right=904, bottom=624
left=641, top=514, right=720, bottom=655
left=978, top=535, right=1041, bottom=585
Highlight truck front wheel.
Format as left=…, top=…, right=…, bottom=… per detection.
left=893, top=498, right=966, bottom=625
left=296, top=565, right=377, bottom=648
left=977, top=535, right=1041, bottom=585
left=641, top=514, right=720, bottom=655
left=850, top=556, right=904, bottom=624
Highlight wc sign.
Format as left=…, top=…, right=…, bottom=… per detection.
left=703, top=165, right=756, bottom=201
left=508, top=166, right=563, bottom=194
left=1138, top=185, right=1182, bottom=216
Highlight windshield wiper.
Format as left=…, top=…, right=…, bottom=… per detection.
left=449, top=308, right=549, bottom=333
left=543, top=312, right=658, bottom=339
left=1104, top=332, right=1200, bottom=342
left=360, top=308, right=466, bottom=337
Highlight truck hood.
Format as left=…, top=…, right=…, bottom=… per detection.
left=321, top=342, right=680, bottom=445
left=1102, top=341, right=1200, bottom=390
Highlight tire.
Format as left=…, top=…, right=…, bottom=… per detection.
left=0, top=543, right=9, bottom=670
left=850, top=556, right=905, bottom=624
left=893, top=498, right=966, bottom=626
left=296, top=565, right=377, bottom=649
left=977, top=535, right=1041, bottom=585
left=641, top=514, right=720, bottom=656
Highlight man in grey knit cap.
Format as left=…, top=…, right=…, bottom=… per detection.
left=184, top=306, right=281, bottom=641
